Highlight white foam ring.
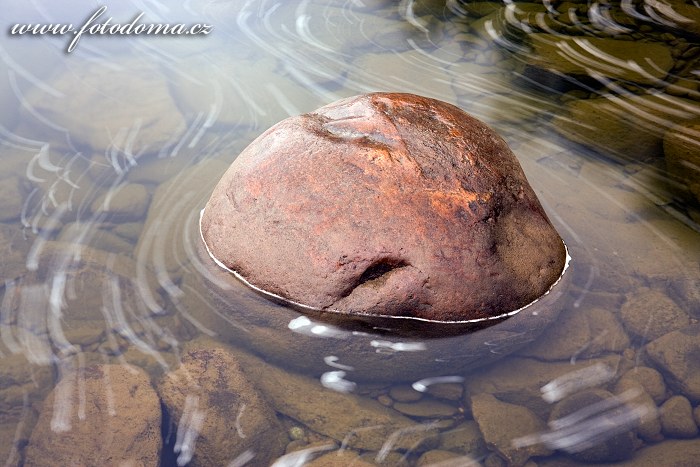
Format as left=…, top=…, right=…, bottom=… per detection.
left=199, top=208, right=572, bottom=324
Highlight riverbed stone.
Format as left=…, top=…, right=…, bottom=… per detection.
left=222, top=341, right=440, bottom=453
left=464, top=355, right=621, bottom=419
left=608, top=438, right=700, bottom=466
left=520, top=303, right=629, bottom=361
left=612, top=378, right=662, bottom=442
left=90, top=183, right=150, bottom=222
left=158, top=347, right=286, bottom=467
left=439, top=420, right=488, bottom=456
left=471, top=393, right=551, bottom=466
left=552, top=94, right=699, bottom=161
left=646, top=324, right=700, bottom=402
left=660, top=395, right=699, bottom=438
left=664, top=118, right=700, bottom=205
left=527, top=34, right=673, bottom=85
left=392, top=398, right=460, bottom=418
left=201, top=92, right=566, bottom=322
left=0, top=223, right=33, bottom=281
left=549, top=389, right=638, bottom=462
left=0, top=177, right=23, bottom=222
left=618, top=367, right=667, bottom=405
left=620, top=287, right=691, bottom=342
left=24, top=364, right=161, bottom=466
left=23, top=60, right=186, bottom=154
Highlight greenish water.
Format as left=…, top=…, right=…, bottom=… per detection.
left=0, top=0, right=699, bottom=465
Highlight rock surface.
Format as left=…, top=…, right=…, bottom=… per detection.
left=527, top=34, right=674, bottom=85
left=646, top=325, right=700, bottom=401
left=620, top=288, right=691, bottom=341
left=24, top=364, right=161, bottom=466
left=548, top=389, right=638, bottom=462
left=664, top=118, right=700, bottom=205
left=158, top=347, right=286, bottom=467
left=660, top=395, right=699, bottom=438
left=23, top=60, right=186, bottom=154
left=202, top=92, right=566, bottom=322
left=553, top=95, right=698, bottom=161
left=471, top=393, right=552, bottom=466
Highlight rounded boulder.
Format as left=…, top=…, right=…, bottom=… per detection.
left=201, top=92, right=566, bottom=322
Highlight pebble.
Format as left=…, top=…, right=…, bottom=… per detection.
left=392, top=399, right=459, bottom=418
left=389, top=385, right=423, bottom=403
left=660, top=395, right=699, bottom=438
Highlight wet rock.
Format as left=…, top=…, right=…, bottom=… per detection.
left=553, top=94, right=699, bottom=161
left=610, top=438, right=700, bottom=466
left=90, top=183, right=150, bottom=222
left=527, top=34, right=673, bottom=85
left=0, top=177, right=23, bottom=222
left=471, top=393, right=552, bottom=466
left=646, top=325, right=700, bottom=401
left=439, top=420, right=488, bottom=456
left=57, top=222, right=134, bottom=255
left=23, top=60, right=185, bottom=154
left=3, top=241, right=163, bottom=356
left=549, top=389, right=638, bottom=462
left=305, top=448, right=376, bottom=467
left=416, top=449, right=464, bottom=465
left=0, top=223, right=34, bottom=281
left=201, top=92, right=566, bottom=322
left=425, top=382, right=464, bottom=401
left=520, top=304, right=629, bottom=361
left=226, top=342, right=440, bottom=453
left=0, top=351, right=53, bottom=463
left=660, top=395, right=699, bottom=438
left=618, top=367, right=667, bottom=405
left=460, top=2, right=503, bottom=17
left=612, top=378, right=662, bottom=442
left=649, top=0, right=700, bottom=38
left=664, top=118, right=700, bottom=206
left=158, top=347, right=286, bottom=467
left=464, top=355, right=621, bottom=419
left=620, top=287, right=691, bottom=342
left=25, top=364, right=161, bottom=466
left=392, top=398, right=459, bottom=418
left=390, top=385, right=424, bottom=403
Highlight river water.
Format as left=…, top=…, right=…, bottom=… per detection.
left=0, top=0, right=699, bottom=466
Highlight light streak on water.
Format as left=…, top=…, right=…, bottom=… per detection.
left=370, top=339, right=426, bottom=352
left=174, top=395, right=207, bottom=467
left=540, top=362, right=617, bottom=403
left=514, top=390, right=650, bottom=453
left=320, top=370, right=357, bottom=393
left=270, top=443, right=335, bottom=467
left=412, top=375, right=465, bottom=392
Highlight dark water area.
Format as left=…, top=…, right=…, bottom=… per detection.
left=0, top=0, right=699, bottom=465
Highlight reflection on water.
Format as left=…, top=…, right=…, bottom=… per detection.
left=0, top=0, right=699, bottom=465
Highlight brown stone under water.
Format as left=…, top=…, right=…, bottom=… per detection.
left=201, top=92, right=566, bottom=322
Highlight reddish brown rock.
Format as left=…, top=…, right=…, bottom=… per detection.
left=201, top=92, right=566, bottom=321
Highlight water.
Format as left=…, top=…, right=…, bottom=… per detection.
left=0, top=0, right=699, bottom=465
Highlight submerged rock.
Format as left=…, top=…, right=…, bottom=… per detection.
left=664, top=118, right=700, bottom=206
left=201, top=92, right=567, bottom=323
left=646, top=325, right=700, bottom=401
left=24, top=364, right=161, bottom=467
left=527, top=34, right=674, bottom=85
left=158, top=347, right=286, bottom=466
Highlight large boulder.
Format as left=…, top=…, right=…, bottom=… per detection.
left=201, top=92, right=567, bottom=324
